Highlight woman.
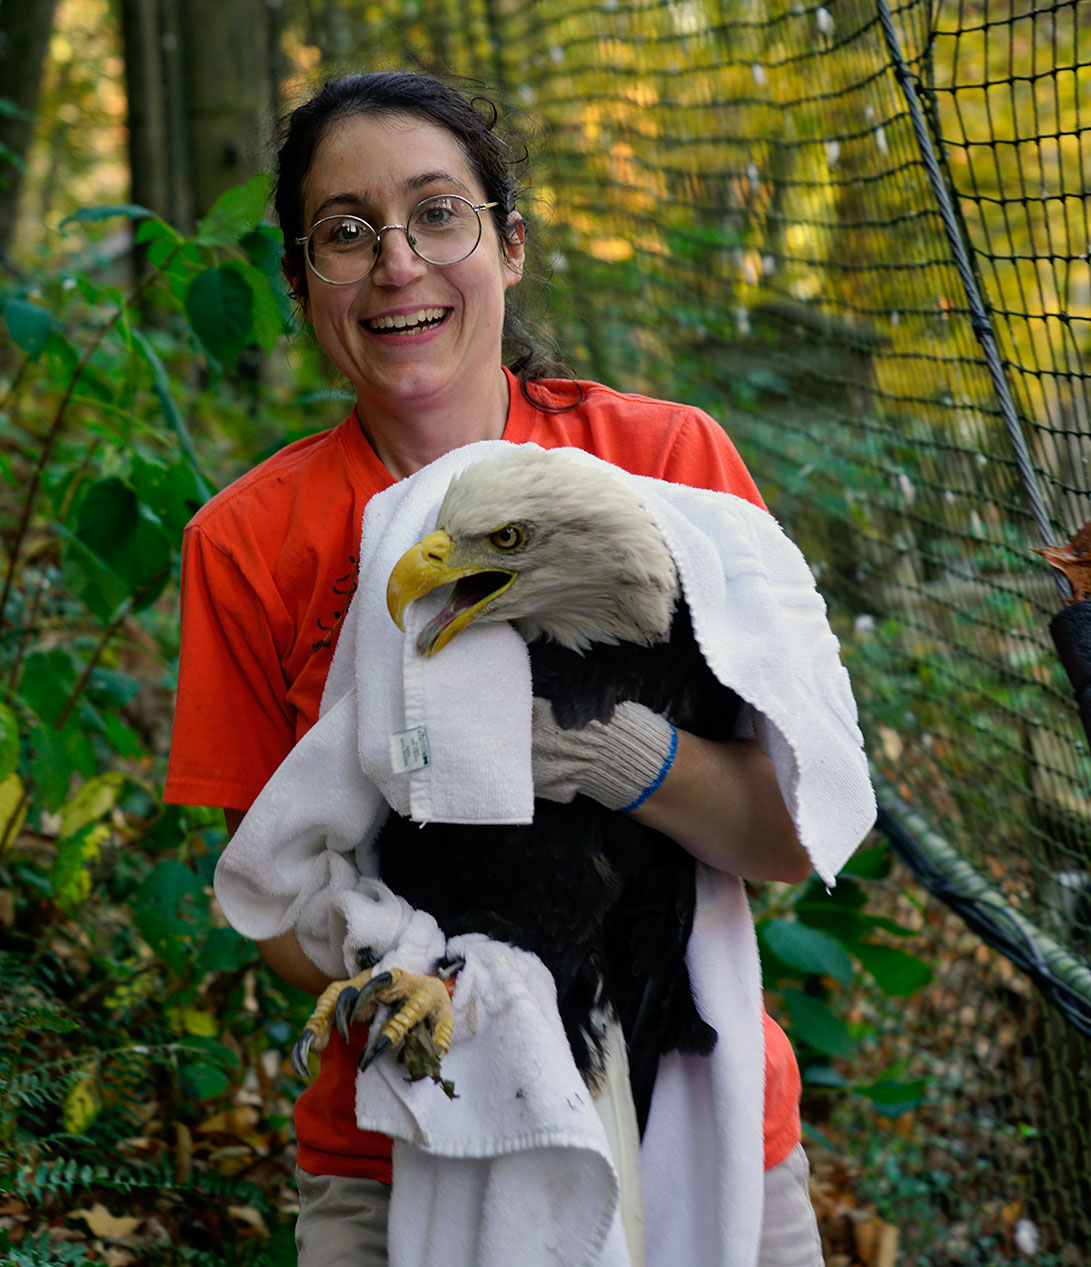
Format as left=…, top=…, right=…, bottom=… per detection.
left=165, top=71, right=825, bottom=1266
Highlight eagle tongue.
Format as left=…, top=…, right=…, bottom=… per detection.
left=416, top=572, right=512, bottom=655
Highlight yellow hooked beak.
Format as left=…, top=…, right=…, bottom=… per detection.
left=386, top=530, right=516, bottom=656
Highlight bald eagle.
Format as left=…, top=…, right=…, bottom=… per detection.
left=361, top=447, right=744, bottom=1130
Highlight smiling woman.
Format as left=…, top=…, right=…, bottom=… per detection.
left=163, top=70, right=836, bottom=1267
left=281, top=108, right=524, bottom=477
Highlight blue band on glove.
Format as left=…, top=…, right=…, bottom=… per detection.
left=619, top=722, right=678, bottom=814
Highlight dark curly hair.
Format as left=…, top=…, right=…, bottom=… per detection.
left=274, top=70, right=569, bottom=392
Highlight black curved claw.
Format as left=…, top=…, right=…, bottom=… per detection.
left=335, top=970, right=394, bottom=1044
left=359, top=1034, right=391, bottom=1073
left=334, top=986, right=360, bottom=1044
left=291, top=1028, right=316, bottom=1081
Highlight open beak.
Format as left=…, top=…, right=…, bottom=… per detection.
left=386, top=530, right=515, bottom=656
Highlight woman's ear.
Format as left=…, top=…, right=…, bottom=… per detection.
left=503, top=213, right=526, bottom=283
left=282, top=258, right=309, bottom=319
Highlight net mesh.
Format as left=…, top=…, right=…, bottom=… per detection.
left=300, top=0, right=1091, bottom=1255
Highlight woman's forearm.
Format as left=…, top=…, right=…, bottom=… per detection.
left=256, top=928, right=338, bottom=994
left=628, top=732, right=812, bottom=882
left=223, top=808, right=339, bottom=993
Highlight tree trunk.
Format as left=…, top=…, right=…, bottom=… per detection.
left=0, top=0, right=61, bottom=265
left=119, top=0, right=175, bottom=224
left=121, top=0, right=277, bottom=234
left=181, top=0, right=276, bottom=220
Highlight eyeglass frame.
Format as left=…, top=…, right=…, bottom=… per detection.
left=294, top=195, right=502, bottom=285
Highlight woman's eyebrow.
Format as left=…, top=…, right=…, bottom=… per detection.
left=307, top=174, right=475, bottom=225
left=310, top=192, right=369, bottom=220
left=404, top=171, right=473, bottom=196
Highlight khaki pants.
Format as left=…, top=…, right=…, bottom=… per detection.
left=295, top=1143, right=823, bottom=1266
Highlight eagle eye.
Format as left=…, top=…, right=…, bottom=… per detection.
left=488, top=524, right=525, bottom=551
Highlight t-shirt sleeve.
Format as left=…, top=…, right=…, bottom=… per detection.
left=660, top=406, right=768, bottom=509
left=164, top=522, right=296, bottom=811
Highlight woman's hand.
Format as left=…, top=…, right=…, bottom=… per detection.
left=530, top=698, right=675, bottom=811
left=530, top=701, right=811, bottom=884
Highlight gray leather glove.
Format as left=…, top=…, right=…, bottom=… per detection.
left=531, top=697, right=677, bottom=812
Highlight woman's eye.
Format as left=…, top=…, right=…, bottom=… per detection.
left=420, top=205, right=454, bottom=227
left=329, top=220, right=366, bottom=245
left=489, top=525, right=525, bottom=551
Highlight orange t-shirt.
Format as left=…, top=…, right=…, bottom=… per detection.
left=165, top=368, right=802, bottom=1176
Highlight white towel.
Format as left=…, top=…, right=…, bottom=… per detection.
left=213, top=439, right=876, bottom=1267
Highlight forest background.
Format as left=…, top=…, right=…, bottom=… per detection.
left=1, top=1, right=1089, bottom=1264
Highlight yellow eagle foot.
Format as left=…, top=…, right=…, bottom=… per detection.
left=291, top=961, right=378, bottom=1081
left=290, top=954, right=462, bottom=1096
left=356, top=956, right=462, bottom=1096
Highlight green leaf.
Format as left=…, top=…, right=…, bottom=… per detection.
left=135, top=215, right=180, bottom=247
left=3, top=298, right=61, bottom=358
left=193, top=173, right=272, bottom=246
left=179, top=1033, right=240, bottom=1097
left=856, top=1077, right=928, bottom=1117
left=129, top=328, right=212, bottom=495
left=244, top=262, right=289, bottom=350
left=74, top=477, right=173, bottom=607
left=185, top=265, right=254, bottom=364
left=760, top=920, right=855, bottom=985
left=0, top=142, right=25, bottom=173
left=242, top=224, right=293, bottom=323
left=59, top=204, right=154, bottom=227
left=50, top=823, right=109, bottom=913
left=840, top=843, right=891, bottom=879
left=194, top=925, right=258, bottom=977
left=87, top=666, right=141, bottom=709
left=19, top=649, right=78, bottom=728
left=25, top=723, right=72, bottom=812
left=852, top=943, right=933, bottom=996
left=135, top=217, right=196, bottom=284
left=802, top=1065, right=850, bottom=1088
left=128, top=454, right=205, bottom=537
left=0, top=703, right=19, bottom=780
left=0, top=773, right=27, bottom=845
left=60, top=528, right=131, bottom=623
left=781, top=988, right=856, bottom=1058
left=801, top=1121, right=839, bottom=1152
left=100, top=713, right=143, bottom=759
left=61, top=707, right=98, bottom=779
left=180, top=1060, right=231, bottom=1099
left=798, top=875, right=867, bottom=910
left=58, top=771, right=124, bottom=839
left=160, top=242, right=204, bottom=303
left=183, top=1034, right=240, bottom=1066
left=134, top=859, right=210, bottom=976
left=796, top=905, right=919, bottom=941
left=0, top=97, right=31, bottom=120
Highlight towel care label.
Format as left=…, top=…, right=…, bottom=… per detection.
left=390, top=727, right=430, bottom=774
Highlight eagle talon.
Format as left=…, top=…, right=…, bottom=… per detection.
left=290, top=966, right=377, bottom=1079
left=359, top=1034, right=391, bottom=1073
left=344, top=967, right=458, bottom=1093
left=291, top=1028, right=318, bottom=1081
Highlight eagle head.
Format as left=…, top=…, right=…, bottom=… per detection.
left=386, top=449, right=679, bottom=656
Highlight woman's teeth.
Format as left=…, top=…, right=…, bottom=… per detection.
left=367, top=307, right=447, bottom=333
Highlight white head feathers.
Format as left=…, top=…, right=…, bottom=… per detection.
left=435, top=448, right=678, bottom=651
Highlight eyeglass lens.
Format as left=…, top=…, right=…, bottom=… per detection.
left=307, top=195, right=484, bottom=283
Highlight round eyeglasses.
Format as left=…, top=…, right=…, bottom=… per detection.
left=295, top=194, right=500, bottom=285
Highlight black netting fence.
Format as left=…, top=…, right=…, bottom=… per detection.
left=292, top=0, right=1090, bottom=1259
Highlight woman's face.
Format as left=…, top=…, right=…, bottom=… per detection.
left=298, top=111, right=523, bottom=418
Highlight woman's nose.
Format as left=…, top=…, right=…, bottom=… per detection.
left=369, top=225, right=428, bottom=286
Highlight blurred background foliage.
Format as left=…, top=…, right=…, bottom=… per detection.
left=1, top=0, right=1089, bottom=1263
